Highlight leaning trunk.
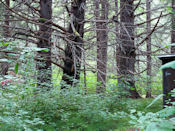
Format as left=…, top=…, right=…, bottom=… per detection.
left=37, top=0, right=52, bottom=88
left=118, top=0, right=141, bottom=98
left=61, top=0, right=85, bottom=88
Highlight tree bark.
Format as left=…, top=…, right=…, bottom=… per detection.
left=146, top=0, right=152, bottom=98
left=61, top=0, right=85, bottom=88
left=118, top=0, right=141, bottom=98
left=37, top=0, right=52, bottom=88
left=4, top=0, right=10, bottom=37
left=171, top=0, right=175, bottom=53
left=1, top=0, right=10, bottom=76
left=95, top=0, right=108, bottom=93
left=115, top=0, right=120, bottom=82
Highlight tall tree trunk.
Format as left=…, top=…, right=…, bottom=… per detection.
left=4, top=0, right=10, bottom=37
left=171, top=0, right=175, bottom=53
left=118, top=0, right=141, bottom=98
left=37, top=0, right=52, bottom=88
left=146, top=0, right=152, bottom=98
left=95, top=0, right=108, bottom=93
left=1, top=0, right=10, bottom=76
left=61, top=0, right=85, bottom=88
left=115, top=0, right=120, bottom=83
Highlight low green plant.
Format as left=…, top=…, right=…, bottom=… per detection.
left=0, top=83, right=129, bottom=130
left=130, top=99, right=175, bottom=131
left=129, top=61, right=175, bottom=131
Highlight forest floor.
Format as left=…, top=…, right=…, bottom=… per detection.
left=114, top=98, right=162, bottom=131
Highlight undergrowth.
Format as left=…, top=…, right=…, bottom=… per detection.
left=0, top=83, right=163, bottom=131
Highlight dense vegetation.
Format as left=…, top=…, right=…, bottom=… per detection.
left=0, top=0, right=175, bottom=130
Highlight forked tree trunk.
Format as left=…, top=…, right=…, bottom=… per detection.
left=171, top=0, right=175, bottom=53
left=1, top=0, right=10, bottom=76
left=146, top=0, right=152, bottom=98
left=118, top=0, right=141, bottom=98
left=61, top=0, right=85, bottom=88
left=95, top=0, right=109, bottom=93
left=37, top=0, right=52, bottom=88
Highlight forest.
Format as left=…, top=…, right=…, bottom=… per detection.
left=0, top=0, right=175, bottom=130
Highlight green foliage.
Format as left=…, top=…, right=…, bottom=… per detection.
left=0, top=84, right=126, bottom=130
left=14, top=63, right=19, bottom=74
left=135, top=71, right=162, bottom=96
left=0, top=79, right=163, bottom=131
left=38, top=18, right=47, bottom=22
left=130, top=90, right=175, bottom=131
left=146, top=94, right=163, bottom=109
left=130, top=111, right=175, bottom=131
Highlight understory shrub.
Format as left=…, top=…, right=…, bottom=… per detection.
left=0, top=83, right=132, bottom=131
left=130, top=91, right=175, bottom=131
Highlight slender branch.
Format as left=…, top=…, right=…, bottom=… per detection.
left=136, top=12, right=162, bottom=47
